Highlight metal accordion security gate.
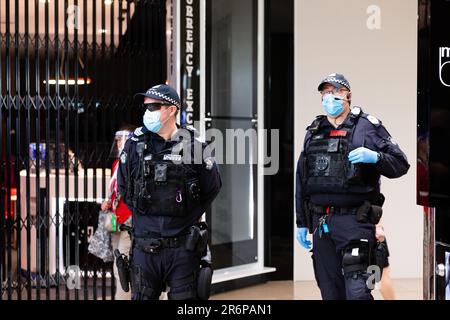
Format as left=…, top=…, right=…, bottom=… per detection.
left=0, top=0, right=166, bottom=300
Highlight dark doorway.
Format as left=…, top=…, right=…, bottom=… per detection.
left=265, top=0, right=294, bottom=281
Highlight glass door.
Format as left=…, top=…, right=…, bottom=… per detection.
left=205, top=0, right=259, bottom=270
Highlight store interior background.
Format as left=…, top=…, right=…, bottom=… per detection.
left=0, top=0, right=428, bottom=300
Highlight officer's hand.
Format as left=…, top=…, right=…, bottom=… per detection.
left=375, top=224, right=386, bottom=243
left=296, top=228, right=312, bottom=250
left=101, top=200, right=112, bottom=211
left=348, top=147, right=379, bottom=164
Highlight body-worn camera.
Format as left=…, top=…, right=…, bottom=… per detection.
left=154, top=164, right=168, bottom=184
left=143, top=161, right=169, bottom=184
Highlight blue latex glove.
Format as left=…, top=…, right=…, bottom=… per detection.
left=348, top=147, right=379, bottom=164
left=296, top=228, right=312, bottom=250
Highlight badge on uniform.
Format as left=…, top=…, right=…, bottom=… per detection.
left=315, top=155, right=330, bottom=173
left=120, top=152, right=127, bottom=164
left=163, top=154, right=182, bottom=162
left=312, top=134, right=324, bottom=140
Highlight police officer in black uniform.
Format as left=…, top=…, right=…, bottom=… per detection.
left=117, top=84, right=222, bottom=300
left=295, top=74, right=410, bottom=300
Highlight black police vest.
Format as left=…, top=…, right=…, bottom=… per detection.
left=132, top=138, right=201, bottom=217
left=303, top=114, right=378, bottom=195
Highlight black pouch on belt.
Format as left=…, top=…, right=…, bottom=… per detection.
left=369, top=205, right=383, bottom=224
left=374, top=240, right=390, bottom=272
left=196, top=228, right=209, bottom=255
left=185, top=225, right=201, bottom=251
left=356, top=201, right=372, bottom=223
left=357, top=201, right=383, bottom=225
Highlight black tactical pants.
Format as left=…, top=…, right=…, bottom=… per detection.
left=132, top=245, right=201, bottom=300
left=311, top=212, right=376, bottom=300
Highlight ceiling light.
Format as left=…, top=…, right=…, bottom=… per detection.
left=43, top=78, right=92, bottom=86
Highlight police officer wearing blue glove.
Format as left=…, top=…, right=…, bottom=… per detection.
left=295, top=74, right=410, bottom=300
left=117, top=84, right=222, bottom=300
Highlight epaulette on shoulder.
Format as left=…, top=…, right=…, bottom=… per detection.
left=130, top=127, right=146, bottom=142
left=350, top=106, right=362, bottom=117
left=360, top=113, right=382, bottom=127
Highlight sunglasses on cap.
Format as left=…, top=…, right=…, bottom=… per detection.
left=142, top=102, right=173, bottom=112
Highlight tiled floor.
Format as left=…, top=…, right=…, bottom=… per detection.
left=1, top=279, right=423, bottom=300
left=211, top=279, right=423, bottom=300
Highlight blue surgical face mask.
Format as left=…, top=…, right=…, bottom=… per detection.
left=322, top=93, right=344, bottom=118
left=143, top=109, right=169, bottom=133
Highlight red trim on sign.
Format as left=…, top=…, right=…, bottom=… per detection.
left=330, top=130, right=347, bottom=137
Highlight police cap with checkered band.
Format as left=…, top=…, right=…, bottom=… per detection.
left=134, top=84, right=181, bottom=109
left=317, top=73, right=351, bottom=92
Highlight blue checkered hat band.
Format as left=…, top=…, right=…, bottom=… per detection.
left=146, top=90, right=181, bottom=108
left=323, top=77, right=350, bottom=90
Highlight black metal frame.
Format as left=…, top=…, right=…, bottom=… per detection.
left=1, top=0, right=166, bottom=300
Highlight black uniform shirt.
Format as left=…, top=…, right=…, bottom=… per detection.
left=295, top=108, right=410, bottom=228
left=117, top=127, right=222, bottom=237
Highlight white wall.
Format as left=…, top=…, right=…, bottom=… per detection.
left=294, top=0, right=422, bottom=281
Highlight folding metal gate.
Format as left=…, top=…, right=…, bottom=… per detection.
left=0, top=0, right=166, bottom=300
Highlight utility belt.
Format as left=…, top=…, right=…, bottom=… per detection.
left=304, top=195, right=385, bottom=233
left=309, top=204, right=359, bottom=215
left=135, top=236, right=189, bottom=254
left=127, top=222, right=213, bottom=300
left=134, top=222, right=209, bottom=255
